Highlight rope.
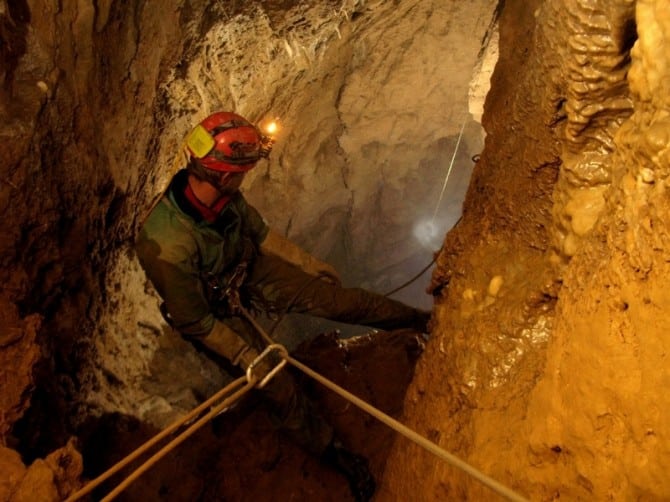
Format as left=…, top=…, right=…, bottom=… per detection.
left=386, top=119, right=470, bottom=298
left=239, top=304, right=275, bottom=346
left=285, top=355, right=528, bottom=502
left=67, top=344, right=287, bottom=502
left=64, top=376, right=250, bottom=502
left=383, top=215, right=463, bottom=297
left=383, top=255, right=436, bottom=297
left=432, top=120, right=466, bottom=223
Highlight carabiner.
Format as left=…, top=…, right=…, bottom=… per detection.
left=246, top=343, right=289, bottom=389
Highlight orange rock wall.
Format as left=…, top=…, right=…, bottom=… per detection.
left=385, top=0, right=670, bottom=499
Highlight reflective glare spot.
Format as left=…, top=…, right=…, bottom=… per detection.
left=413, top=220, right=441, bottom=249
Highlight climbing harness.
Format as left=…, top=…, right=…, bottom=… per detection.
left=203, top=263, right=247, bottom=317
left=202, top=236, right=262, bottom=318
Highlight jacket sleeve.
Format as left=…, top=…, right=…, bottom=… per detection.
left=136, top=226, right=216, bottom=337
left=259, top=229, right=341, bottom=284
left=237, top=195, right=269, bottom=246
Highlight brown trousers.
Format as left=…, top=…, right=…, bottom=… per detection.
left=241, top=254, right=426, bottom=332
left=213, top=254, right=427, bottom=455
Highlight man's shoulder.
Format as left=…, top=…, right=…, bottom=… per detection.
left=137, top=198, right=198, bottom=258
left=229, top=191, right=249, bottom=209
left=141, top=198, right=180, bottom=232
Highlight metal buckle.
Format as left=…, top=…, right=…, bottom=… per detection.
left=246, top=343, right=289, bottom=389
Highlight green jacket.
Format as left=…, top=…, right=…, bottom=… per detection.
left=136, top=170, right=269, bottom=336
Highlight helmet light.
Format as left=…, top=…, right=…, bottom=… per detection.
left=258, top=117, right=280, bottom=159
left=259, top=118, right=280, bottom=138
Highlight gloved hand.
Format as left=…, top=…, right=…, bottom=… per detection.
left=199, top=321, right=279, bottom=382
left=306, top=257, right=341, bottom=286
left=199, top=320, right=259, bottom=368
left=260, top=229, right=341, bottom=285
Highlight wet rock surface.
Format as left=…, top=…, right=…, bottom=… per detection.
left=386, top=0, right=670, bottom=500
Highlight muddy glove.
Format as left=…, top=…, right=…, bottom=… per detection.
left=260, top=229, right=341, bottom=285
left=199, top=320, right=279, bottom=383
left=199, top=320, right=258, bottom=368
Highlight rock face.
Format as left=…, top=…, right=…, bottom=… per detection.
left=1, top=0, right=669, bottom=500
left=0, top=440, right=82, bottom=502
left=385, top=0, right=670, bottom=500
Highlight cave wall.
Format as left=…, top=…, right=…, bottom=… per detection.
left=385, top=0, right=670, bottom=499
left=526, top=0, right=670, bottom=496
left=0, top=0, right=191, bottom=456
left=1, top=0, right=497, bottom=496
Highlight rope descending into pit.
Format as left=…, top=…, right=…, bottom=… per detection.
left=432, top=119, right=467, bottom=224
left=64, top=357, right=273, bottom=502
left=236, top=306, right=528, bottom=502
left=67, top=301, right=527, bottom=502
left=384, top=120, right=468, bottom=297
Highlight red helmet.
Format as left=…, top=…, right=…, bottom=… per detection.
left=186, top=112, right=262, bottom=172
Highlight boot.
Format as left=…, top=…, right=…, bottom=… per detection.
left=413, top=309, right=432, bottom=334
left=322, top=439, right=375, bottom=502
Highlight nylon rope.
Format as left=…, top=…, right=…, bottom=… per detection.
left=383, top=254, right=436, bottom=297
left=283, top=353, right=528, bottom=502
left=65, top=376, right=253, bottom=502
left=237, top=306, right=528, bottom=502
left=385, top=121, right=467, bottom=297
left=432, top=120, right=466, bottom=224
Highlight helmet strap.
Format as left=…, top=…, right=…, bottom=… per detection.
left=187, top=158, right=222, bottom=186
left=186, top=159, right=241, bottom=195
